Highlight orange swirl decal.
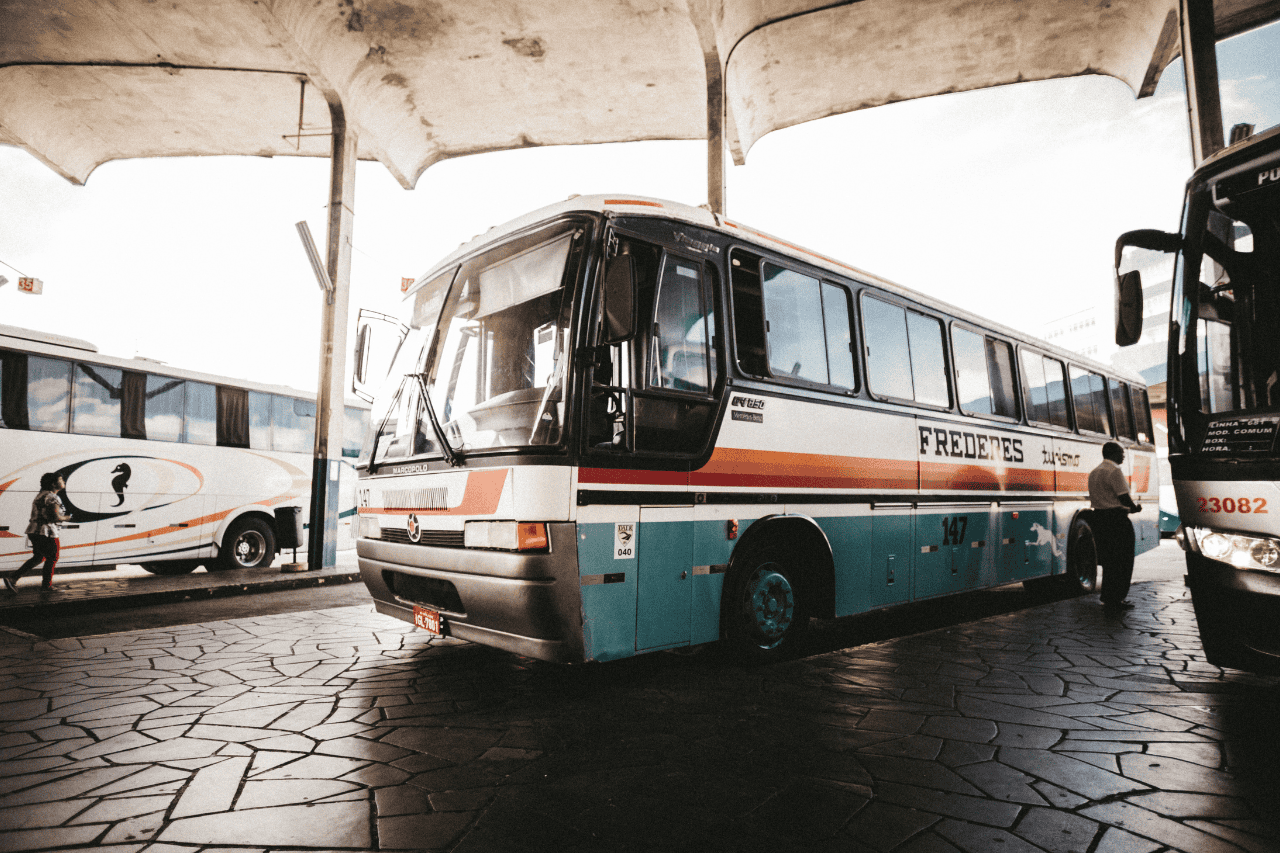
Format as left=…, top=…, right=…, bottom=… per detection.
left=361, top=469, right=509, bottom=516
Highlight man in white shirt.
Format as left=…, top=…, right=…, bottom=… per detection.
left=1087, top=442, right=1142, bottom=611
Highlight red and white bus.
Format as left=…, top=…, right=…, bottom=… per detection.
left=355, top=195, right=1159, bottom=662
left=0, top=325, right=368, bottom=576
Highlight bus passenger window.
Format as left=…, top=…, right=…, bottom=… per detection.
left=823, top=283, right=856, bottom=390
left=248, top=391, right=272, bottom=449
left=23, top=355, right=71, bottom=432
left=987, top=339, right=1018, bottom=418
left=344, top=406, right=370, bottom=459
left=184, top=382, right=217, bottom=445
left=145, top=375, right=185, bottom=442
left=1021, top=351, right=1070, bottom=429
left=216, top=386, right=249, bottom=448
left=762, top=263, right=827, bottom=384
left=1130, top=385, right=1153, bottom=444
left=863, top=297, right=914, bottom=400
left=72, top=363, right=122, bottom=437
left=274, top=395, right=316, bottom=453
left=1110, top=381, right=1136, bottom=441
left=954, top=328, right=993, bottom=415
left=120, top=371, right=147, bottom=440
left=1069, top=366, right=1112, bottom=435
left=731, top=251, right=767, bottom=376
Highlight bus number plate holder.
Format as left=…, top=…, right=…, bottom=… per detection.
left=412, top=606, right=443, bottom=636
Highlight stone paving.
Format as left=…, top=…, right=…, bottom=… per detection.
left=2, top=576, right=1279, bottom=853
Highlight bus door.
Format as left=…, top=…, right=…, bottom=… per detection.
left=999, top=501, right=1057, bottom=582
left=914, top=503, right=990, bottom=599
left=868, top=503, right=913, bottom=608
left=50, top=480, right=101, bottom=570
left=635, top=505, right=694, bottom=650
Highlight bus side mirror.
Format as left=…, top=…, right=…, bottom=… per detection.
left=353, top=325, right=371, bottom=386
left=1113, top=229, right=1179, bottom=348
left=602, top=255, right=637, bottom=344
left=352, top=309, right=408, bottom=403
left=1115, top=270, right=1144, bottom=346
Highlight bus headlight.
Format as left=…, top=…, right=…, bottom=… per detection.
left=464, top=521, right=548, bottom=551
left=1185, top=527, right=1280, bottom=571
left=359, top=516, right=381, bottom=540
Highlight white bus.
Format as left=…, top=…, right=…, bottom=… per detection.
left=0, top=325, right=369, bottom=576
left=1115, top=123, right=1280, bottom=673
left=355, top=195, right=1159, bottom=663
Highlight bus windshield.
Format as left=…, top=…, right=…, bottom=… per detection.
left=367, top=221, right=581, bottom=465
left=1173, top=142, right=1280, bottom=454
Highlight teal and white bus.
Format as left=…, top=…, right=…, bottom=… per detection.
left=356, top=195, right=1159, bottom=663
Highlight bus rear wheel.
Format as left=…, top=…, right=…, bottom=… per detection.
left=215, top=517, right=276, bottom=571
left=1063, top=515, right=1099, bottom=595
left=140, top=560, right=199, bottom=576
left=725, top=548, right=809, bottom=662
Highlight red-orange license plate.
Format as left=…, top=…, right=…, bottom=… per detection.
left=412, top=606, right=442, bottom=636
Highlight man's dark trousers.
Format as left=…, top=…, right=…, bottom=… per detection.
left=1092, top=507, right=1134, bottom=606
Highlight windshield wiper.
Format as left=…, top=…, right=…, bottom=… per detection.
left=414, top=373, right=463, bottom=467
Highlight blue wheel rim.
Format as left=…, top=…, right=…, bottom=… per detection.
left=742, top=563, right=795, bottom=649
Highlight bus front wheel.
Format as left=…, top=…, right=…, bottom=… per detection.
left=1063, top=516, right=1099, bottom=595
left=725, top=547, right=809, bottom=662
left=216, top=517, right=276, bottom=571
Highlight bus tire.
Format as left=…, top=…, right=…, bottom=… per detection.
left=1062, top=515, right=1099, bottom=595
left=724, top=546, right=809, bottom=662
left=216, top=517, right=276, bottom=571
left=140, top=560, right=199, bottom=576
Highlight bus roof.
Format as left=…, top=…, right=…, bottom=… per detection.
left=0, top=323, right=369, bottom=407
left=407, top=194, right=1145, bottom=386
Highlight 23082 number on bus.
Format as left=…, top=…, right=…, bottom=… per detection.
left=1197, top=497, right=1269, bottom=514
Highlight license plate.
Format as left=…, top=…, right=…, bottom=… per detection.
left=412, top=605, right=443, bottom=636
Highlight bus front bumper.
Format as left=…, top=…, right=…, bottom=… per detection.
left=1185, top=551, right=1280, bottom=675
left=356, top=522, right=585, bottom=663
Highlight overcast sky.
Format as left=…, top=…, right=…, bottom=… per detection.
left=2, top=22, right=1278, bottom=394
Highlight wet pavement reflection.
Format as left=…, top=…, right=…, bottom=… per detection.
left=1, top=576, right=1279, bottom=852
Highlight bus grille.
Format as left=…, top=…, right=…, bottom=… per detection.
left=386, top=572, right=466, bottom=615
left=381, top=529, right=466, bottom=548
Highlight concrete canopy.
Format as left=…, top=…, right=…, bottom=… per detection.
left=5, top=0, right=1280, bottom=189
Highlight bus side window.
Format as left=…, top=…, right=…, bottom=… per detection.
left=762, top=262, right=827, bottom=384
left=823, top=282, right=856, bottom=390
left=120, top=371, right=147, bottom=440
left=650, top=255, right=712, bottom=393
left=1069, top=366, right=1112, bottom=435
left=274, top=395, right=316, bottom=453
left=1130, top=385, right=1153, bottom=444
left=248, top=391, right=272, bottom=449
left=344, top=405, right=370, bottom=459
left=953, top=327, right=992, bottom=415
left=987, top=338, right=1018, bottom=419
left=1110, top=380, right=1136, bottom=441
left=1021, top=351, right=1070, bottom=429
left=0, top=351, right=30, bottom=429
left=26, top=356, right=72, bottom=433
left=184, top=382, right=217, bottom=445
left=145, top=375, right=185, bottom=442
left=863, top=295, right=948, bottom=407
left=731, top=250, right=767, bottom=376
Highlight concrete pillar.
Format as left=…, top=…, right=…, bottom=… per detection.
left=307, top=102, right=356, bottom=570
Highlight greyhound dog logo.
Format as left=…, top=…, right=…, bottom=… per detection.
left=110, top=462, right=132, bottom=507
left=1026, top=522, right=1062, bottom=557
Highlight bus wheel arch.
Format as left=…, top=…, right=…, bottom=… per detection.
left=214, top=512, right=277, bottom=571
left=721, top=515, right=834, bottom=661
left=1063, top=510, right=1099, bottom=595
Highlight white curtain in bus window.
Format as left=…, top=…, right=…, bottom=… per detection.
left=73, top=363, right=123, bottom=437
left=144, top=375, right=185, bottom=443
left=652, top=257, right=711, bottom=393
left=1021, top=352, right=1070, bottom=428
left=906, top=312, right=949, bottom=407
left=762, top=263, right=827, bottom=384
left=248, top=391, right=272, bottom=449
left=863, top=297, right=914, bottom=400
left=476, top=234, right=572, bottom=320
left=184, top=382, right=217, bottom=445
left=273, top=395, right=316, bottom=453
left=26, top=356, right=71, bottom=432
left=1110, top=381, right=1136, bottom=441
left=1069, top=367, right=1112, bottom=435
left=823, top=283, right=855, bottom=390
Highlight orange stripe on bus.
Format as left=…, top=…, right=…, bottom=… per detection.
left=360, top=468, right=510, bottom=516
left=692, top=447, right=916, bottom=490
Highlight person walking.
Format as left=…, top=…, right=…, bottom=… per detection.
left=1087, top=442, right=1141, bottom=611
left=3, top=473, right=71, bottom=594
